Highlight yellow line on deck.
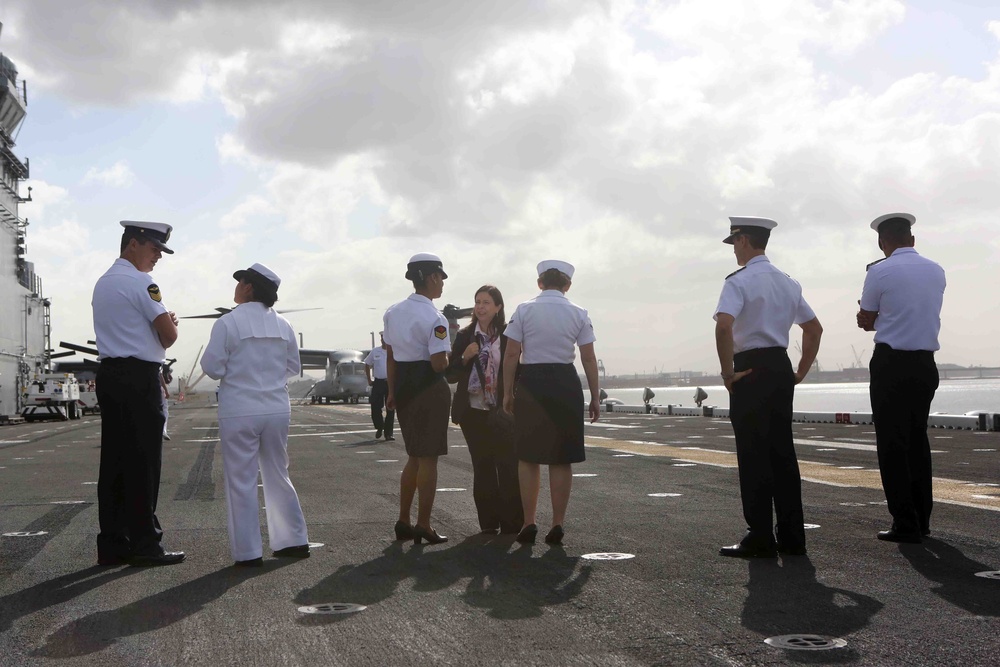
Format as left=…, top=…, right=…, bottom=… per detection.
left=587, top=436, right=1000, bottom=513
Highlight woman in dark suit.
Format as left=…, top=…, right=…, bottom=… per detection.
left=447, top=285, right=523, bottom=534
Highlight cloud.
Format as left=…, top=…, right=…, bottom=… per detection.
left=81, top=160, right=136, bottom=188
left=9, top=0, right=1000, bottom=373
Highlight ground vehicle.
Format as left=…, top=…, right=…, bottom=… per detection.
left=21, top=373, right=83, bottom=421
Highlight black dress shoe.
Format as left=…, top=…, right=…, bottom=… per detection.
left=375, top=429, right=383, bottom=439
left=719, top=543, right=777, bottom=558
left=394, top=521, right=416, bottom=540
left=545, top=525, right=564, bottom=544
left=384, top=435, right=395, bottom=441
left=515, top=524, right=538, bottom=544
left=273, top=544, right=310, bottom=558
left=777, top=543, right=807, bottom=556
left=234, top=557, right=263, bottom=567
left=129, top=551, right=186, bottom=566
left=877, top=529, right=921, bottom=544
left=413, top=526, right=448, bottom=545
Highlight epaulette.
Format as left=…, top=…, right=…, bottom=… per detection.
left=725, top=267, right=745, bottom=280
left=865, top=258, right=886, bottom=272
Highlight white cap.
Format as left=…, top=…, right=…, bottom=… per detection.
left=233, top=262, right=281, bottom=291
left=537, top=259, right=575, bottom=279
left=120, top=220, right=174, bottom=254
left=870, top=212, right=916, bottom=232
left=405, top=252, right=447, bottom=280
left=724, top=216, right=777, bottom=244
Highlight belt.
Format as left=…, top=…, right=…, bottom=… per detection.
left=100, top=357, right=162, bottom=370
left=874, top=343, right=935, bottom=356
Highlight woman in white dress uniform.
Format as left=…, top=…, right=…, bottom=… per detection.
left=201, top=263, right=310, bottom=566
left=502, top=260, right=601, bottom=545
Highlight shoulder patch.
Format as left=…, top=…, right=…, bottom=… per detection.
left=725, top=267, right=745, bottom=280
left=865, top=258, right=886, bottom=272
left=434, top=325, right=447, bottom=340
left=147, top=284, right=162, bottom=302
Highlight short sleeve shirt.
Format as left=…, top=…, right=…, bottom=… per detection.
left=364, top=347, right=388, bottom=379
left=713, top=255, right=815, bottom=353
left=382, top=294, right=451, bottom=361
left=92, top=258, right=169, bottom=362
left=860, top=247, right=945, bottom=351
left=504, top=290, right=596, bottom=364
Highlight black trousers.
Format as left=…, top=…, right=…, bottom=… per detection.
left=369, top=378, right=394, bottom=437
left=729, top=347, right=805, bottom=548
left=869, top=343, right=938, bottom=534
left=459, top=408, right=523, bottom=533
left=95, top=357, right=166, bottom=558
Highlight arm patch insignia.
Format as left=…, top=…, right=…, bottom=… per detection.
left=434, top=325, right=447, bottom=340
left=147, top=284, right=162, bottom=302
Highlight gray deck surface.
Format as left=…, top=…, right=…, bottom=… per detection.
left=2, top=397, right=998, bottom=666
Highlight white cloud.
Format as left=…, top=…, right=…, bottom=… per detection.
left=9, top=0, right=1000, bottom=373
left=81, top=160, right=136, bottom=188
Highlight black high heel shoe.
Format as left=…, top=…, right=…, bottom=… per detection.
left=545, top=525, right=564, bottom=544
left=516, top=524, right=538, bottom=544
left=413, top=526, right=448, bottom=545
left=394, top=521, right=416, bottom=541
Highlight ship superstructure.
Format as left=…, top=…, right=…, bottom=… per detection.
left=0, top=39, right=48, bottom=419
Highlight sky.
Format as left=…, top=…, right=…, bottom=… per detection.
left=2, top=0, right=998, bottom=380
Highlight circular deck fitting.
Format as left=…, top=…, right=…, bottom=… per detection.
left=298, top=602, right=367, bottom=615
left=648, top=493, right=683, bottom=497
left=974, top=571, right=1000, bottom=580
left=765, top=635, right=847, bottom=651
left=582, top=552, right=635, bottom=561
left=436, top=488, right=466, bottom=492
left=804, top=524, right=821, bottom=529
left=3, top=531, right=48, bottom=537
left=573, top=473, right=598, bottom=477
left=308, top=542, right=325, bottom=549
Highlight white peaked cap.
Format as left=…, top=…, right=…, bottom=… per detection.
left=723, top=216, right=777, bottom=244
left=870, top=212, right=916, bottom=232
left=537, top=260, right=575, bottom=279
left=233, top=262, right=281, bottom=290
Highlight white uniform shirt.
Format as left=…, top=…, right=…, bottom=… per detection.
left=92, top=258, right=169, bottom=362
left=504, top=290, right=596, bottom=364
left=200, top=302, right=300, bottom=419
left=860, top=247, right=945, bottom=351
left=382, top=294, right=451, bottom=361
left=364, top=347, right=388, bottom=379
left=714, top=255, right=815, bottom=353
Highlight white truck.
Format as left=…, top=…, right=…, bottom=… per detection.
left=21, top=373, right=83, bottom=421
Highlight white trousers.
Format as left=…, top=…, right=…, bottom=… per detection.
left=219, top=413, right=309, bottom=561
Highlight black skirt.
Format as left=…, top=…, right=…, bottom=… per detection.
left=395, top=361, right=451, bottom=457
left=514, top=364, right=585, bottom=464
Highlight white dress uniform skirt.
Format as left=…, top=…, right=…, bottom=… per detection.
left=219, top=413, right=308, bottom=560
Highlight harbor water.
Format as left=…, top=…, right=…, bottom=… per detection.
left=606, top=378, right=1000, bottom=414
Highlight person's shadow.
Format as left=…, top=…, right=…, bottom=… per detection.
left=32, top=561, right=294, bottom=658
left=742, top=558, right=882, bottom=663
left=0, top=565, right=141, bottom=635
left=899, top=538, right=1000, bottom=617
left=294, top=536, right=591, bottom=625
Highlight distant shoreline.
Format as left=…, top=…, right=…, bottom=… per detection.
left=598, top=367, right=1000, bottom=389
